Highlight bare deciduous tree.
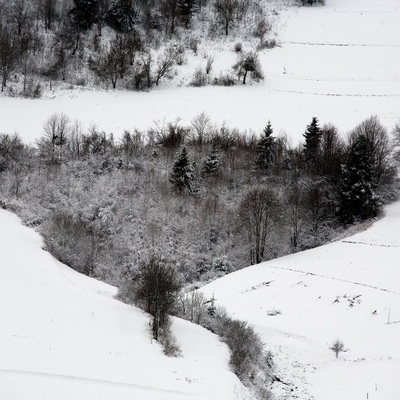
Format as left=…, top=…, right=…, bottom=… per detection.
left=0, top=26, right=18, bottom=92
left=238, top=187, right=280, bottom=265
left=135, top=256, right=181, bottom=340
left=348, top=115, right=392, bottom=185
left=38, top=113, right=70, bottom=164
left=233, top=50, right=263, bottom=84
left=190, top=112, right=211, bottom=146
left=330, top=338, right=345, bottom=358
left=213, top=0, right=239, bottom=35
left=155, top=47, right=176, bottom=86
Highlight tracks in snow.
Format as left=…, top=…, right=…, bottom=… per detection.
left=267, top=265, right=400, bottom=296
left=0, top=368, right=194, bottom=396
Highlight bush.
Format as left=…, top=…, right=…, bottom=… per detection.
left=213, top=73, right=236, bottom=86
left=330, top=338, right=345, bottom=358
left=234, top=42, right=243, bottom=53
left=257, top=39, right=277, bottom=51
left=158, top=319, right=182, bottom=357
left=190, top=68, right=208, bottom=87
left=135, top=256, right=181, bottom=340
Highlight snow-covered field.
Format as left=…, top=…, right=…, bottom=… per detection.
left=200, top=201, right=400, bottom=400
left=1, top=0, right=399, bottom=145
left=0, top=209, right=252, bottom=400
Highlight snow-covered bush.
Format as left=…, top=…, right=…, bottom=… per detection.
left=190, top=67, right=208, bottom=86
left=330, top=338, right=345, bottom=358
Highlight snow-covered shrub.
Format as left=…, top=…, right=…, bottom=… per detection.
left=213, top=72, right=235, bottom=86
left=158, top=319, right=182, bottom=357
left=257, top=39, right=277, bottom=51
left=135, top=256, right=181, bottom=340
left=234, top=42, right=243, bottom=53
left=177, top=291, right=209, bottom=325
left=330, top=338, right=345, bottom=358
left=190, top=67, right=208, bottom=87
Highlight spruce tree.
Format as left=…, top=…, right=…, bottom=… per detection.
left=70, top=0, right=99, bottom=30
left=303, top=117, right=321, bottom=171
left=109, top=0, right=137, bottom=32
left=338, top=134, right=380, bottom=224
left=178, top=0, right=197, bottom=28
left=256, top=120, right=276, bottom=171
left=170, top=147, right=196, bottom=195
left=203, top=144, right=220, bottom=175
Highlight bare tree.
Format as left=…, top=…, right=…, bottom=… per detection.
left=154, top=47, right=176, bottom=86
left=349, top=115, right=392, bottom=185
left=95, top=0, right=110, bottom=36
left=38, top=113, right=70, bottom=164
left=190, top=112, right=211, bottom=146
left=0, top=26, right=18, bottom=92
left=135, top=256, right=181, bottom=340
left=39, top=0, right=57, bottom=32
left=91, top=34, right=135, bottom=89
left=213, top=0, right=239, bottom=35
left=238, top=187, right=280, bottom=265
left=9, top=0, right=32, bottom=36
left=233, top=50, right=263, bottom=84
left=330, top=338, right=345, bottom=358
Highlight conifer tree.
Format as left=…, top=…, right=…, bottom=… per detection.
left=203, top=144, right=220, bottom=175
left=170, top=147, right=196, bottom=195
left=303, top=117, right=321, bottom=171
left=178, top=0, right=196, bottom=28
left=338, top=134, right=380, bottom=224
left=109, top=0, right=136, bottom=32
left=256, top=120, right=276, bottom=171
left=70, top=0, right=99, bottom=30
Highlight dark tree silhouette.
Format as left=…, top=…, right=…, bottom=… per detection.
left=338, top=134, right=380, bottom=224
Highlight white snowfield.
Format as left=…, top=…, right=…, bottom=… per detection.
left=200, top=201, right=400, bottom=400
left=0, top=209, right=252, bottom=400
left=1, top=0, right=399, bottom=144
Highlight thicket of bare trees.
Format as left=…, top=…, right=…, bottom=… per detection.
left=0, top=0, right=274, bottom=94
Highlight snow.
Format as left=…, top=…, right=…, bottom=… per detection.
left=1, top=0, right=400, bottom=399
left=200, top=201, right=400, bottom=400
left=1, top=0, right=399, bottom=145
left=0, top=209, right=251, bottom=400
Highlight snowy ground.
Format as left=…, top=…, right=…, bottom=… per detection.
left=200, top=201, right=400, bottom=400
left=0, top=209, right=251, bottom=400
left=1, top=0, right=399, bottom=145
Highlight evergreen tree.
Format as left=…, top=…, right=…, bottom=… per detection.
left=178, top=0, right=197, bottom=28
left=256, top=120, right=276, bottom=171
left=303, top=117, right=321, bottom=171
left=170, top=147, right=196, bottom=195
left=203, top=144, right=220, bottom=175
left=70, top=0, right=99, bottom=30
left=338, top=134, right=380, bottom=224
left=109, top=0, right=136, bottom=32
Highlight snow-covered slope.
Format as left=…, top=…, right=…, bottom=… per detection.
left=1, top=0, right=399, bottom=144
left=200, top=201, right=400, bottom=400
left=0, top=209, right=251, bottom=400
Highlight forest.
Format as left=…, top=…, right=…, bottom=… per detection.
left=0, top=113, right=398, bottom=293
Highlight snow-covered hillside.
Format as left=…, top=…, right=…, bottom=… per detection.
left=1, top=0, right=399, bottom=145
left=0, top=209, right=251, bottom=400
left=200, top=201, right=400, bottom=400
